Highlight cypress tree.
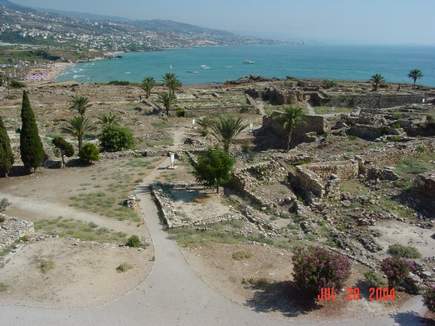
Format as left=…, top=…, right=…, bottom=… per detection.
left=20, top=91, right=44, bottom=172
left=0, top=116, right=14, bottom=177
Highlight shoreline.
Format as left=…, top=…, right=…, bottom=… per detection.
left=25, top=62, right=74, bottom=83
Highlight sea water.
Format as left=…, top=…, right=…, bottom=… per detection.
left=57, top=44, right=435, bottom=86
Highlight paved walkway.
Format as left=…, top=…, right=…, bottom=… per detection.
left=0, top=159, right=428, bottom=326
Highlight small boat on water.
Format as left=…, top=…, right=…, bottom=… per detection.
left=243, top=60, right=255, bottom=64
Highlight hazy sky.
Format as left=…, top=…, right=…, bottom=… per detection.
left=13, top=0, right=435, bottom=45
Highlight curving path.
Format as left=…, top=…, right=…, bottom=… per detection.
left=0, top=159, right=428, bottom=326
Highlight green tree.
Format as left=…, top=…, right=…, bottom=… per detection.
left=159, top=92, right=176, bottom=116
left=70, top=96, right=91, bottom=117
left=192, top=148, right=235, bottom=193
left=20, top=91, right=45, bottom=173
left=408, top=69, right=423, bottom=88
left=274, top=106, right=305, bottom=150
left=79, top=143, right=99, bottom=164
left=99, top=125, right=134, bottom=152
left=0, top=116, right=14, bottom=177
left=210, top=115, right=247, bottom=153
left=370, top=73, right=385, bottom=91
left=163, top=73, right=182, bottom=97
left=63, top=116, right=94, bottom=152
left=142, top=77, right=156, bottom=98
left=98, top=112, right=118, bottom=128
left=52, top=137, right=74, bottom=168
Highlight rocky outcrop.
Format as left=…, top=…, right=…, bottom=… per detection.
left=0, top=214, right=34, bottom=251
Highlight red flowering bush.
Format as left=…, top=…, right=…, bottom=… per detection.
left=381, top=257, right=410, bottom=288
left=423, top=286, right=435, bottom=312
left=292, top=246, right=351, bottom=298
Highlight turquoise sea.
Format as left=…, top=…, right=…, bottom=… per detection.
left=57, top=45, right=435, bottom=86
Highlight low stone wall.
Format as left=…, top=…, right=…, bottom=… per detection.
left=306, top=161, right=359, bottom=182
left=318, top=93, right=426, bottom=109
left=0, top=214, right=34, bottom=251
left=184, top=105, right=254, bottom=117
left=292, top=166, right=325, bottom=198
left=150, top=184, right=242, bottom=229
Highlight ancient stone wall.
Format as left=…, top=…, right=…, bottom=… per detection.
left=306, top=161, right=359, bottom=181
left=255, top=114, right=325, bottom=149
left=318, top=93, right=425, bottom=109
left=184, top=105, right=254, bottom=117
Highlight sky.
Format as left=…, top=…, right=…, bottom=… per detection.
left=12, top=0, right=435, bottom=45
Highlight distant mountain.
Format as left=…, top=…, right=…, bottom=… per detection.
left=0, top=0, right=274, bottom=51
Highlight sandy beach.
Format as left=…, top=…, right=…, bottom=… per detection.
left=25, top=62, right=74, bottom=83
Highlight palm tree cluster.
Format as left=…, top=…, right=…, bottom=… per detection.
left=275, top=106, right=305, bottom=150
left=210, top=116, right=247, bottom=153
left=370, top=69, right=424, bottom=90
left=63, top=96, right=95, bottom=152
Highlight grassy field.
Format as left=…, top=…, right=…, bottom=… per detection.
left=34, top=217, right=128, bottom=243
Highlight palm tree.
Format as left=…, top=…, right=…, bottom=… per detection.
left=163, top=73, right=182, bottom=97
left=98, top=112, right=118, bottom=127
left=159, top=92, right=175, bottom=116
left=197, top=117, right=215, bottom=137
left=276, top=106, right=305, bottom=150
left=210, top=115, right=247, bottom=153
left=142, top=77, right=155, bottom=98
left=70, top=96, right=91, bottom=117
left=62, top=116, right=94, bottom=151
left=370, top=74, right=385, bottom=91
left=408, top=69, right=423, bottom=88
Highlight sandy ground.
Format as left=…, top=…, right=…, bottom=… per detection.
left=372, top=221, right=435, bottom=259
left=0, top=238, right=152, bottom=308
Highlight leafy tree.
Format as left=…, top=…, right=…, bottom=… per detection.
left=79, top=143, right=99, bottom=164
left=63, top=116, right=94, bottom=151
left=0, top=116, right=14, bottom=177
left=370, top=73, right=385, bottom=91
left=274, top=106, right=305, bottom=150
left=98, top=112, right=118, bottom=128
left=70, top=96, right=91, bottom=117
left=292, top=246, right=351, bottom=299
left=52, top=137, right=74, bottom=168
left=163, top=73, right=182, bottom=97
left=210, top=115, right=247, bottom=153
left=99, top=125, right=134, bottom=152
left=408, top=69, right=423, bottom=88
left=381, top=257, right=410, bottom=288
left=20, top=91, right=45, bottom=173
left=191, top=148, right=235, bottom=193
left=142, top=77, right=156, bottom=98
left=159, top=92, right=175, bottom=116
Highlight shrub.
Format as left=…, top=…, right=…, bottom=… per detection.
left=322, top=80, right=337, bottom=89
left=116, top=263, right=133, bottom=273
left=175, top=107, right=185, bottom=117
left=52, top=137, right=74, bottom=167
left=107, top=80, right=130, bottom=85
left=0, top=198, right=10, bottom=213
left=381, top=257, right=410, bottom=288
left=10, top=80, right=25, bottom=88
left=232, top=250, right=252, bottom=261
left=292, top=246, right=351, bottom=298
left=79, top=143, right=99, bottom=164
left=38, top=259, right=55, bottom=274
left=387, top=244, right=421, bottom=259
left=364, top=270, right=386, bottom=288
left=0, top=282, right=7, bottom=292
left=125, top=235, right=141, bottom=248
left=423, top=286, right=435, bottom=312
left=99, top=125, right=134, bottom=152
